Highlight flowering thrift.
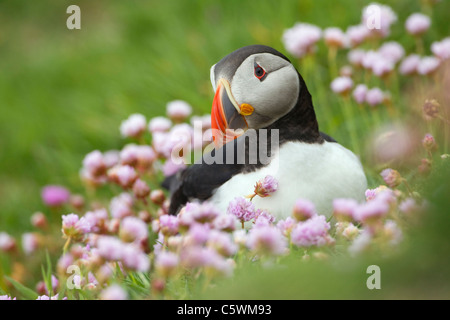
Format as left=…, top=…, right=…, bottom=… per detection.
left=120, top=113, right=146, bottom=139
left=250, top=175, right=278, bottom=199
left=282, top=23, right=322, bottom=58
left=292, top=198, right=316, bottom=222
left=41, top=185, right=70, bottom=207
left=290, top=215, right=332, bottom=247
left=330, top=76, right=353, bottom=95
left=62, top=213, right=91, bottom=241
left=380, top=168, right=402, bottom=188
left=405, top=13, right=431, bottom=36
left=166, top=100, right=193, bottom=122
left=227, top=197, right=256, bottom=227
left=247, top=225, right=287, bottom=256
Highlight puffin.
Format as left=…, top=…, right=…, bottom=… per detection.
left=166, top=45, right=367, bottom=219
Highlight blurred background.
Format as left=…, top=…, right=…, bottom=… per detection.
left=0, top=0, right=449, bottom=299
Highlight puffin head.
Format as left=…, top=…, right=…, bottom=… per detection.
left=210, top=45, right=318, bottom=146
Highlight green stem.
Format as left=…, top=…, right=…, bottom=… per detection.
left=327, top=46, right=338, bottom=79
left=63, top=236, right=72, bottom=255
left=341, top=96, right=360, bottom=155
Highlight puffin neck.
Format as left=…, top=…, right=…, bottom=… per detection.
left=266, top=72, right=323, bottom=144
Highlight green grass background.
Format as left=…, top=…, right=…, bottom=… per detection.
left=0, top=0, right=449, bottom=299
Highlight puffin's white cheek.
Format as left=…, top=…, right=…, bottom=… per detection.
left=251, top=71, right=299, bottom=119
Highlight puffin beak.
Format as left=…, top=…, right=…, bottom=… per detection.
left=211, top=79, right=251, bottom=146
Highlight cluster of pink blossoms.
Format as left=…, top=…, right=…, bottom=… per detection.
left=283, top=3, right=449, bottom=110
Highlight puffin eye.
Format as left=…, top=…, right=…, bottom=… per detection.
left=254, top=63, right=267, bottom=81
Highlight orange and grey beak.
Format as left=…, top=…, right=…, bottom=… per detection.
left=211, top=79, right=254, bottom=146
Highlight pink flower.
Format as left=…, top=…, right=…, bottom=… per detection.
left=121, top=244, right=150, bottom=272
left=207, top=230, right=238, bottom=257
left=100, top=284, right=128, bottom=300
left=62, top=213, right=91, bottom=240
left=332, top=198, right=359, bottom=222
left=341, top=223, right=360, bottom=241
left=417, top=56, right=440, bottom=75
left=346, top=25, right=369, bottom=47
left=120, top=113, right=146, bottom=139
left=22, top=233, right=39, bottom=255
left=324, top=27, right=348, bottom=48
left=431, top=37, right=450, bottom=60
left=0, top=295, right=16, bottom=300
left=109, top=193, right=134, bottom=219
left=361, top=50, right=380, bottom=70
left=108, top=165, right=138, bottom=189
left=378, top=41, right=405, bottom=64
left=383, top=220, right=403, bottom=245
left=0, top=232, right=16, bottom=252
left=246, top=225, right=287, bottom=256
left=148, top=116, right=172, bottom=133
left=166, top=100, right=192, bottom=122
left=227, top=197, right=256, bottom=224
left=380, top=168, right=402, bottom=188
left=119, top=216, right=148, bottom=243
left=31, top=212, right=48, bottom=229
left=97, top=236, right=124, bottom=261
left=365, top=87, right=385, bottom=106
left=405, top=13, right=431, bottom=36
left=276, top=217, right=296, bottom=237
left=82, top=150, right=106, bottom=177
left=330, top=76, right=353, bottom=95
left=41, top=185, right=70, bottom=207
left=184, top=201, right=221, bottom=224
left=422, top=133, right=437, bottom=151
left=159, top=215, right=179, bottom=236
left=213, top=214, right=238, bottom=232
left=399, top=54, right=421, bottom=75
left=365, top=186, right=389, bottom=201
left=290, top=215, right=332, bottom=247
left=120, top=144, right=156, bottom=169
left=185, top=223, right=211, bottom=245
left=150, top=189, right=166, bottom=205
left=292, top=198, right=316, bottom=222
left=253, top=209, right=276, bottom=226
left=348, top=229, right=372, bottom=255
left=371, top=56, right=394, bottom=77
left=155, top=251, right=179, bottom=277
left=347, top=49, right=366, bottom=67
left=361, top=3, right=397, bottom=38
left=132, top=179, right=151, bottom=199
left=352, top=84, right=368, bottom=104
left=180, top=246, right=233, bottom=276
left=57, top=253, right=74, bottom=274
left=162, top=158, right=187, bottom=177
left=103, top=150, right=120, bottom=168
left=253, top=175, right=278, bottom=198
left=399, top=198, right=424, bottom=215
left=282, top=23, right=322, bottom=58
left=353, top=195, right=390, bottom=225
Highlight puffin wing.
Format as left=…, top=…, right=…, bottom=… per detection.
left=320, top=131, right=337, bottom=143
left=167, top=141, right=245, bottom=215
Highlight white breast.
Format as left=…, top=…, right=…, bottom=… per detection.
left=209, top=141, right=367, bottom=220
